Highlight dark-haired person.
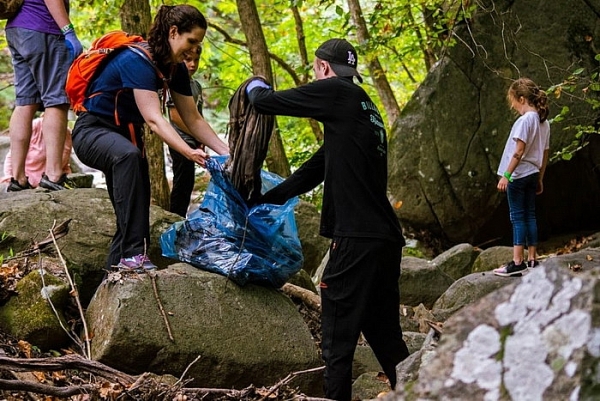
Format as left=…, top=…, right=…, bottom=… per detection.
left=5, top=0, right=82, bottom=191
left=71, top=5, right=229, bottom=271
left=246, top=38, right=409, bottom=401
left=167, top=46, right=205, bottom=217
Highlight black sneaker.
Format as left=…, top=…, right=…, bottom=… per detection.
left=527, top=260, right=540, bottom=269
left=493, top=261, right=527, bottom=277
left=7, top=177, right=32, bottom=192
left=39, top=173, right=75, bottom=191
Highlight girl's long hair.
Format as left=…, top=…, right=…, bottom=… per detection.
left=507, top=78, right=550, bottom=122
left=148, top=5, right=207, bottom=72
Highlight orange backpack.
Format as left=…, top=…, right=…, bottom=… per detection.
left=66, top=30, right=165, bottom=120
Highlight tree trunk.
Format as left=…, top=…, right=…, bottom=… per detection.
left=120, top=0, right=170, bottom=210
left=347, top=0, right=401, bottom=125
left=236, top=0, right=291, bottom=177
left=291, top=4, right=323, bottom=142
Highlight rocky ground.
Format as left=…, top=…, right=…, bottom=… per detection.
left=0, top=232, right=596, bottom=401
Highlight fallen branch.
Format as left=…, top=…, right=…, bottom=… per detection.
left=9, top=219, right=72, bottom=259
left=282, top=283, right=321, bottom=312
left=149, top=272, right=175, bottom=342
left=258, top=366, right=325, bottom=401
left=49, top=219, right=92, bottom=359
left=0, top=379, right=95, bottom=397
left=0, top=354, right=135, bottom=383
left=0, top=355, right=332, bottom=400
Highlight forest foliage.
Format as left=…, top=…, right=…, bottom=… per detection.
left=0, top=0, right=597, bottom=170
left=0, top=0, right=462, bottom=165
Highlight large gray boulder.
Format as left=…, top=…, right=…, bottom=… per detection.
left=388, top=0, right=600, bottom=246
left=391, top=248, right=600, bottom=400
left=399, top=256, right=454, bottom=308
left=0, top=188, right=180, bottom=304
left=86, top=264, right=323, bottom=393
left=0, top=188, right=325, bottom=304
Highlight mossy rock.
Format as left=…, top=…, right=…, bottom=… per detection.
left=0, top=269, right=71, bottom=350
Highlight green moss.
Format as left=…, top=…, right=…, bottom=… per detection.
left=496, top=325, right=513, bottom=361
left=403, top=247, right=426, bottom=259
left=0, top=270, right=70, bottom=348
left=551, top=357, right=567, bottom=371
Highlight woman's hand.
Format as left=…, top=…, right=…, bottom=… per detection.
left=185, top=147, right=209, bottom=167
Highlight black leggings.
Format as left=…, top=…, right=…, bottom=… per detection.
left=72, top=112, right=151, bottom=269
left=168, top=134, right=199, bottom=217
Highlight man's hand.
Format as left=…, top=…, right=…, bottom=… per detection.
left=246, top=79, right=271, bottom=95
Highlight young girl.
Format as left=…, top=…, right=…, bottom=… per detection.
left=71, top=5, right=229, bottom=272
left=493, top=78, right=550, bottom=277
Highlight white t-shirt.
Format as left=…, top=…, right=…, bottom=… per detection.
left=497, top=111, right=550, bottom=179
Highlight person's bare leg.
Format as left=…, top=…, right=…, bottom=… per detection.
left=42, top=105, right=69, bottom=182
left=9, top=104, right=38, bottom=186
left=513, top=244, right=524, bottom=264
left=528, top=245, right=537, bottom=262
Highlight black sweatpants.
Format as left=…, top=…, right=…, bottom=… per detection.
left=72, top=112, right=151, bottom=270
left=168, top=134, right=198, bottom=218
left=320, top=236, right=409, bottom=401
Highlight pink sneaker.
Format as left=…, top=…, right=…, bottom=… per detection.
left=117, top=254, right=157, bottom=271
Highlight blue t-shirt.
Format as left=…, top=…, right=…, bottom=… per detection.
left=84, top=47, right=191, bottom=124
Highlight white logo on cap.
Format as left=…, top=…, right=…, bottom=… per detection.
left=347, top=51, right=356, bottom=66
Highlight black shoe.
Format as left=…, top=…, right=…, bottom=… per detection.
left=39, top=173, right=75, bottom=191
left=527, top=260, right=540, bottom=268
left=493, top=260, right=527, bottom=277
left=7, top=177, right=32, bottom=192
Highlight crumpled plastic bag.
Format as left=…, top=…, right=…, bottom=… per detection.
left=160, top=155, right=303, bottom=287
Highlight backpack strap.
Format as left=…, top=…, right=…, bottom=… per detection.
left=128, top=44, right=171, bottom=115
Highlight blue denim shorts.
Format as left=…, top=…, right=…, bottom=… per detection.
left=6, top=27, right=70, bottom=107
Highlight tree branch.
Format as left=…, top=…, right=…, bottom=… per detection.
left=281, top=283, right=321, bottom=312
left=0, top=354, right=135, bottom=383
left=0, top=379, right=95, bottom=397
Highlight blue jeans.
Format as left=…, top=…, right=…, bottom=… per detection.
left=507, top=173, right=539, bottom=246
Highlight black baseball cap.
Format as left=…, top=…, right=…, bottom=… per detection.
left=315, top=39, right=363, bottom=83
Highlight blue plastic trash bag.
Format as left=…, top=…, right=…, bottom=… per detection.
left=160, top=155, right=303, bottom=287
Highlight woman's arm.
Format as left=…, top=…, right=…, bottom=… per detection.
left=134, top=89, right=211, bottom=166
left=171, top=91, right=229, bottom=155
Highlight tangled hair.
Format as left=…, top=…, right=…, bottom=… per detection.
left=148, top=5, right=207, bottom=71
left=507, top=77, right=550, bottom=123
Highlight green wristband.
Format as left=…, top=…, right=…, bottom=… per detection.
left=61, top=23, right=74, bottom=34
left=503, top=171, right=513, bottom=182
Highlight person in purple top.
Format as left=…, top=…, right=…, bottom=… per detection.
left=5, top=0, right=83, bottom=192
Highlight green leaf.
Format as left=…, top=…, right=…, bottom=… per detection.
left=562, top=153, right=573, bottom=161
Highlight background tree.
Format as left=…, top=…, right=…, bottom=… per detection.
left=235, top=0, right=290, bottom=176
left=347, top=0, right=401, bottom=123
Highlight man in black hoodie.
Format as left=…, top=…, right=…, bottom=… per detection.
left=246, top=39, right=409, bottom=401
